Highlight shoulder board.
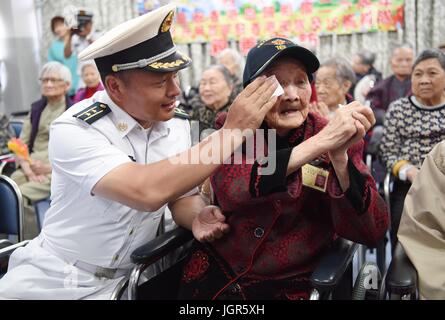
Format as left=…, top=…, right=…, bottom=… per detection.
left=174, top=107, right=190, bottom=120
left=73, top=102, right=111, bottom=124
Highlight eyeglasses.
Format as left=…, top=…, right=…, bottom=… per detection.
left=39, top=77, right=65, bottom=84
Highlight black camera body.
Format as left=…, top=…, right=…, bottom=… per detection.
left=72, top=11, right=93, bottom=34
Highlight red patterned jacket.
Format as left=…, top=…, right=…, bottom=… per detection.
left=179, top=112, right=389, bottom=300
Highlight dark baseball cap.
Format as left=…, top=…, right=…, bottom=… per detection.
left=243, top=37, right=320, bottom=88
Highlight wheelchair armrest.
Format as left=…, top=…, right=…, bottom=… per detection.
left=0, top=240, right=30, bottom=273
left=310, top=238, right=358, bottom=291
left=0, top=154, right=15, bottom=161
left=131, top=227, right=193, bottom=265
left=385, top=242, right=418, bottom=296
left=0, top=240, right=30, bottom=259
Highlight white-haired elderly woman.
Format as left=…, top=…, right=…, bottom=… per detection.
left=312, top=57, right=356, bottom=119
left=11, top=61, right=72, bottom=239
left=216, top=48, right=244, bottom=96
left=189, top=64, right=235, bottom=137
left=380, top=48, right=445, bottom=250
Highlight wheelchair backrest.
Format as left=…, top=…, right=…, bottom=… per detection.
left=0, top=175, right=24, bottom=241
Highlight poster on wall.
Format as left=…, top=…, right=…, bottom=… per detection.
left=137, top=0, right=404, bottom=55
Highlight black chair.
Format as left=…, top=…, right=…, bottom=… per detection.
left=120, top=227, right=370, bottom=300
left=380, top=242, right=418, bottom=300
left=0, top=175, right=30, bottom=278
left=0, top=175, right=25, bottom=242
left=34, top=198, right=51, bottom=231
left=9, top=119, right=24, bottom=138
left=126, top=227, right=193, bottom=300
left=361, top=124, right=389, bottom=275
left=0, top=154, right=15, bottom=176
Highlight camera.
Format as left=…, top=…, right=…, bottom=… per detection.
left=71, top=10, right=93, bottom=34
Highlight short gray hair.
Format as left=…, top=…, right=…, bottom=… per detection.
left=40, top=61, right=72, bottom=84
left=390, top=43, right=414, bottom=57
left=357, top=50, right=376, bottom=66
left=216, top=48, right=244, bottom=77
left=413, top=48, right=445, bottom=71
left=321, top=57, right=356, bottom=85
left=202, top=64, right=234, bottom=87
left=79, top=59, right=98, bottom=73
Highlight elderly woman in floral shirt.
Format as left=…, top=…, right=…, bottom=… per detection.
left=183, top=38, right=389, bottom=300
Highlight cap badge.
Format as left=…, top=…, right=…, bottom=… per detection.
left=160, top=10, right=174, bottom=33
left=271, top=39, right=287, bottom=46
left=117, top=122, right=128, bottom=132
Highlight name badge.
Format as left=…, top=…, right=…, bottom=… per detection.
left=302, top=164, right=329, bottom=193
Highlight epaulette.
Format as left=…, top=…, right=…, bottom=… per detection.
left=174, top=107, right=190, bottom=120
left=73, top=102, right=111, bottom=124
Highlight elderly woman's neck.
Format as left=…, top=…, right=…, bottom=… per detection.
left=208, top=97, right=230, bottom=111
left=46, top=95, right=65, bottom=105
left=416, top=93, right=445, bottom=107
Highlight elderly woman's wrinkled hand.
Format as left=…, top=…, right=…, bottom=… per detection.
left=316, top=101, right=375, bottom=157
left=223, top=76, right=279, bottom=134
left=192, top=205, right=230, bottom=243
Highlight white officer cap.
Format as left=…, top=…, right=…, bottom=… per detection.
left=78, top=3, right=191, bottom=75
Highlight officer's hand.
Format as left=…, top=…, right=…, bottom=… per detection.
left=223, top=76, right=279, bottom=134
left=192, top=205, right=230, bottom=243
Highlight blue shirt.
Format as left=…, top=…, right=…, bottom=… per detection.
left=47, top=39, right=79, bottom=96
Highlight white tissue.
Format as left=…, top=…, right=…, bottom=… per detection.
left=272, top=83, right=284, bottom=97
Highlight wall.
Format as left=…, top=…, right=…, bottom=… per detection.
left=36, top=0, right=445, bottom=92
left=0, top=0, right=41, bottom=115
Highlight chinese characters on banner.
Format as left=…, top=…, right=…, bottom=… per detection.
left=138, top=0, right=405, bottom=56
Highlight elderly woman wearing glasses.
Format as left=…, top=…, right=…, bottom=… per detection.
left=180, top=38, right=388, bottom=300
left=10, top=61, right=73, bottom=239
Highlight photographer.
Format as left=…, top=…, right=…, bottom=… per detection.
left=64, top=10, right=100, bottom=59
left=64, top=10, right=101, bottom=90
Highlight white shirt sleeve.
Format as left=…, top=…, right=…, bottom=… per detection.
left=49, top=119, right=131, bottom=195
left=176, top=119, right=199, bottom=199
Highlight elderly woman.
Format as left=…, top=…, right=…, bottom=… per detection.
left=180, top=38, right=389, bottom=300
left=216, top=48, right=244, bottom=96
left=73, top=61, right=104, bottom=103
left=188, top=64, right=234, bottom=137
left=312, top=57, right=356, bottom=119
left=397, top=140, right=445, bottom=300
left=11, top=61, right=72, bottom=239
left=379, top=48, right=445, bottom=250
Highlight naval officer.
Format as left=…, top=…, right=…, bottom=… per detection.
left=0, top=4, right=279, bottom=299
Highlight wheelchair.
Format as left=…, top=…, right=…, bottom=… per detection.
left=379, top=242, right=418, bottom=300
left=359, top=121, right=389, bottom=276
left=107, top=223, right=385, bottom=300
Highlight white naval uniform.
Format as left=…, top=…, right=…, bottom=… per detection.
left=0, top=90, right=197, bottom=299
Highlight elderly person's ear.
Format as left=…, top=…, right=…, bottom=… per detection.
left=63, top=81, right=71, bottom=93
left=342, top=80, right=352, bottom=93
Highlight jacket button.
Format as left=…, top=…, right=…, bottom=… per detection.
left=254, top=227, right=264, bottom=238
left=230, top=283, right=241, bottom=294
